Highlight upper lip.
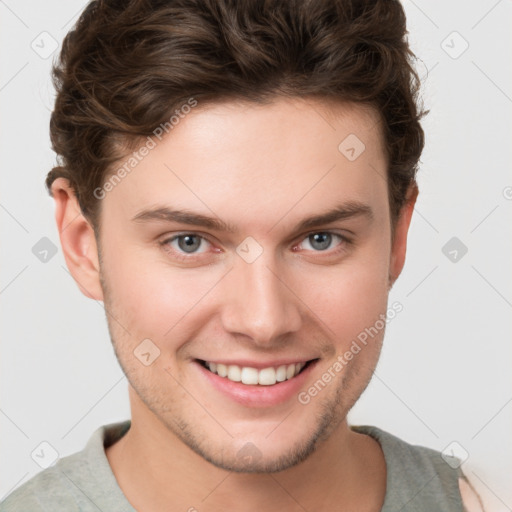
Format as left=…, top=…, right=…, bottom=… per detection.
left=196, top=358, right=318, bottom=369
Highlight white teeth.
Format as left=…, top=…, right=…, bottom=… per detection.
left=241, top=367, right=259, bottom=385
left=216, top=363, right=227, bottom=377
left=276, top=365, right=287, bottom=382
left=258, top=367, right=276, bottom=386
left=204, top=360, right=307, bottom=385
left=227, top=365, right=241, bottom=382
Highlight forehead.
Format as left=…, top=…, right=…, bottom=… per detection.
left=102, top=97, right=388, bottom=232
left=167, top=96, right=386, bottom=172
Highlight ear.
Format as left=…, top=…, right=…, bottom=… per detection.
left=51, top=177, right=104, bottom=301
left=389, top=184, right=418, bottom=288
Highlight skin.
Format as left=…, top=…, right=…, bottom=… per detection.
left=51, top=97, right=418, bottom=512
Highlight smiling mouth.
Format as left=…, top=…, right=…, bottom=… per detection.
left=197, top=359, right=318, bottom=386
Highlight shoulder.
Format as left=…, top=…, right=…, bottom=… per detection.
left=458, top=472, right=486, bottom=512
left=353, top=424, right=462, bottom=476
left=1, top=420, right=131, bottom=512
left=352, top=425, right=466, bottom=512
left=0, top=457, right=83, bottom=512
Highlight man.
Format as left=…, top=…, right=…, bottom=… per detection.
left=1, top=0, right=484, bottom=510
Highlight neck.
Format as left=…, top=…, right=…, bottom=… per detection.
left=106, top=391, right=386, bottom=512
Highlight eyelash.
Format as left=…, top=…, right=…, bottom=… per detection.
left=158, top=231, right=352, bottom=262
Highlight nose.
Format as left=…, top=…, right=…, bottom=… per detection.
left=220, top=253, right=302, bottom=347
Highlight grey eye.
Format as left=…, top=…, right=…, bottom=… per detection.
left=176, top=234, right=203, bottom=253
left=307, top=232, right=333, bottom=251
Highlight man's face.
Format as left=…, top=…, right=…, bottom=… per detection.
left=96, top=97, right=401, bottom=472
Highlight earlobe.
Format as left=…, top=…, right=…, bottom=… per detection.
left=51, top=177, right=104, bottom=301
left=388, top=184, right=418, bottom=288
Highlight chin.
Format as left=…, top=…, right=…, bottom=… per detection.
left=156, top=394, right=343, bottom=474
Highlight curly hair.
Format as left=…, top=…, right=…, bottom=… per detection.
left=46, top=0, right=426, bottom=232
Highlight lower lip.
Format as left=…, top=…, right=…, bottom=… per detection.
left=194, top=359, right=319, bottom=408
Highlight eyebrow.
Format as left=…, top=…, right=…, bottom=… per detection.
left=131, top=201, right=373, bottom=234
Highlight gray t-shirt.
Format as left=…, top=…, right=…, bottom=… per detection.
left=0, top=420, right=464, bottom=511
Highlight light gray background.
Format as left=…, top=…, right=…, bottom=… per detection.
left=1, top=0, right=511, bottom=508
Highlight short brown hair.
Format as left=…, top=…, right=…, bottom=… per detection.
left=46, top=0, right=426, bottom=232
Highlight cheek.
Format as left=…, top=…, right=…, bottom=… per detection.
left=102, top=245, right=225, bottom=342
left=299, top=244, right=390, bottom=344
